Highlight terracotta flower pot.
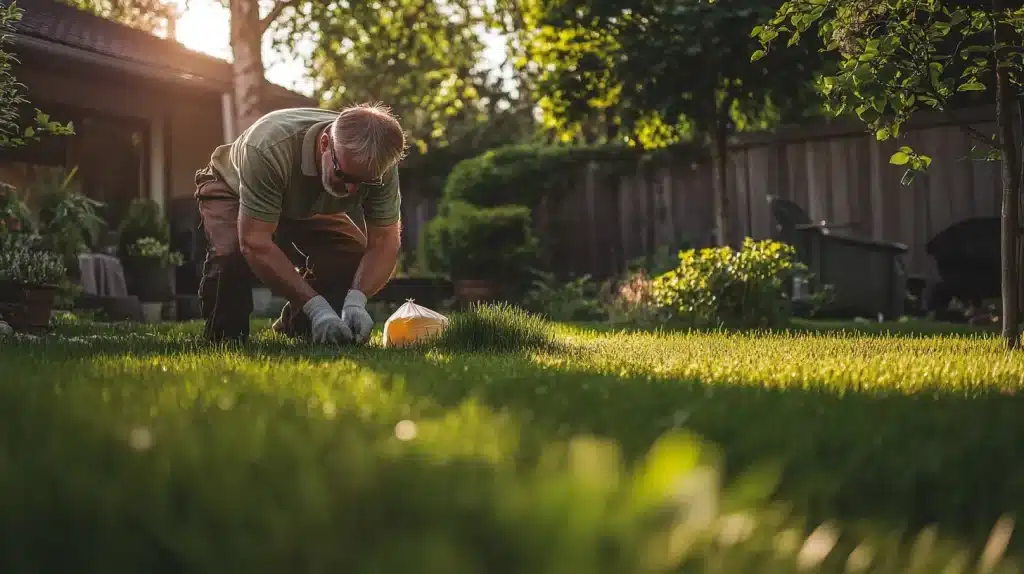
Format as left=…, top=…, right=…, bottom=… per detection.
left=453, top=279, right=498, bottom=306
left=0, top=280, right=59, bottom=331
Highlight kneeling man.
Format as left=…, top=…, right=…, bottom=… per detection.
left=192, top=102, right=406, bottom=345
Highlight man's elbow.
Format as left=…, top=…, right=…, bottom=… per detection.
left=366, top=221, right=402, bottom=252
left=239, top=233, right=271, bottom=263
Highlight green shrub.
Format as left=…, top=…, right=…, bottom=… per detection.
left=431, top=301, right=558, bottom=353
left=419, top=201, right=540, bottom=287
left=523, top=269, right=607, bottom=322
left=0, top=182, right=35, bottom=235
left=442, top=143, right=639, bottom=209
left=652, top=238, right=805, bottom=329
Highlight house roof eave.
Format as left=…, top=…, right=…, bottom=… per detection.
left=10, top=32, right=233, bottom=92
left=10, top=32, right=319, bottom=109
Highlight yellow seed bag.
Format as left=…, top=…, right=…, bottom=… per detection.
left=382, top=299, right=450, bottom=348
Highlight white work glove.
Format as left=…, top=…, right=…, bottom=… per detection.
left=340, top=289, right=373, bottom=345
left=303, top=295, right=351, bottom=344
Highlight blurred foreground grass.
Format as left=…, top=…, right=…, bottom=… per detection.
left=0, top=314, right=1020, bottom=572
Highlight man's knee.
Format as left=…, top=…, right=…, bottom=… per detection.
left=203, top=244, right=248, bottom=276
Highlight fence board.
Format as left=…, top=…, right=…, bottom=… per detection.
left=947, top=127, right=976, bottom=221
left=828, top=138, right=848, bottom=225
left=849, top=137, right=871, bottom=236
left=805, top=142, right=829, bottom=223
left=785, top=141, right=808, bottom=209
left=732, top=149, right=751, bottom=242
left=584, top=162, right=600, bottom=275
left=923, top=126, right=954, bottom=250
left=746, top=145, right=773, bottom=240
left=654, top=166, right=676, bottom=246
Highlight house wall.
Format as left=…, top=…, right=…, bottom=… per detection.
left=166, top=92, right=227, bottom=201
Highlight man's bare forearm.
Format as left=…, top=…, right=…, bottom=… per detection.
left=241, top=241, right=318, bottom=307
left=352, top=223, right=401, bottom=298
left=352, top=245, right=400, bottom=298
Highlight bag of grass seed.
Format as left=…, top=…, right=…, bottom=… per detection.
left=382, top=299, right=450, bottom=348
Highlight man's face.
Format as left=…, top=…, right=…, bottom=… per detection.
left=318, top=131, right=384, bottom=199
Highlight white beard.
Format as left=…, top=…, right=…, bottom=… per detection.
left=321, top=172, right=348, bottom=199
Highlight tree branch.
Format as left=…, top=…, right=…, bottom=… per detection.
left=945, top=107, right=997, bottom=146
left=260, top=0, right=300, bottom=33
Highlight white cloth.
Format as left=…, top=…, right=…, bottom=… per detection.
left=77, top=253, right=128, bottom=297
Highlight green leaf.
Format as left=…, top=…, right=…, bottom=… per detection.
left=750, top=49, right=766, bottom=63
left=876, top=127, right=890, bottom=141
left=890, top=151, right=911, bottom=165
left=958, top=81, right=986, bottom=91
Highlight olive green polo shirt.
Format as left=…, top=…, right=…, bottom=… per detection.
left=207, top=107, right=401, bottom=227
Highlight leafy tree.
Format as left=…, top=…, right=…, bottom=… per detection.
left=61, top=0, right=180, bottom=35
left=67, top=0, right=530, bottom=148
left=521, top=0, right=830, bottom=246
left=755, top=0, right=1024, bottom=349
left=276, top=0, right=535, bottom=157
left=0, top=2, right=73, bottom=149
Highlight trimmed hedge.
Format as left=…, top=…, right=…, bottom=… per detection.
left=418, top=201, right=540, bottom=286
left=441, top=142, right=708, bottom=210
left=441, top=143, right=641, bottom=209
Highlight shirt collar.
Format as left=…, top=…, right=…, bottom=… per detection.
left=301, top=121, right=332, bottom=177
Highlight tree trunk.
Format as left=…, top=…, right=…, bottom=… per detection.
left=1018, top=99, right=1024, bottom=337
left=994, top=0, right=1021, bottom=349
left=230, top=0, right=266, bottom=134
left=710, top=120, right=732, bottom=247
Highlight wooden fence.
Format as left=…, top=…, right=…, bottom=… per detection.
left=397, top=106, right=1004, bottom=283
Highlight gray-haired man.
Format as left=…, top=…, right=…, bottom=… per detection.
left=192, top=102, right=407, bottom=345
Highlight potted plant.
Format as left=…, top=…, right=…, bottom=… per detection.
left=124, top=236, right=184, bottom=322
left=117, top=199, right=182, bottom=320
left=0, top=232, right=67, bottom=331
left=27, top=167, right=106, bottom=279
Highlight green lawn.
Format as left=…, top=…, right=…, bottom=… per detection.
left=1, top=313, right=1021, bottom=572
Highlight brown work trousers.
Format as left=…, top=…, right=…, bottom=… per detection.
left=193, top=166, right=366, bottom=343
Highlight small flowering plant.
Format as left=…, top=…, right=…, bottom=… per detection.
left=0, top=233, right=66, bottom=286
left=602, top=269, right=667, bottom=327
left=126, top=236, right=184, bottom=267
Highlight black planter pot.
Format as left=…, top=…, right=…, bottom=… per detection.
left=122, top=256, right=175, bottom=302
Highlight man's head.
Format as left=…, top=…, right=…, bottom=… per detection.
left=318, top=102, right=408, bottom=198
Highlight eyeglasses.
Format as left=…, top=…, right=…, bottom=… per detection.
left=328, top=134, right=385, bottom=188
